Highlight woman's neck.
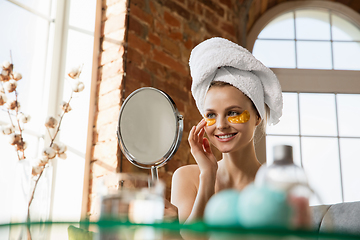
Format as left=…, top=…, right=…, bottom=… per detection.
left=216, top=143, right=261, bottom=190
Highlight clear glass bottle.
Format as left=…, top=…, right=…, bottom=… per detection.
left=255, top=145, right=309, bottom=195
left=254, top=145, right=312, bottom=229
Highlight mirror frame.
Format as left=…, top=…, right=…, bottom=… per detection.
left=117, top=87, right=183, bottom=170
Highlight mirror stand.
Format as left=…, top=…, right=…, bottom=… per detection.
left=151, top=166, right=158, bottom=181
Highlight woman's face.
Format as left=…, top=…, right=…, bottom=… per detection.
left=203, top=85, right=260, bottom=153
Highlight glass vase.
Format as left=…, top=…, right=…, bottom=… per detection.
left=10, top=158, right=32, bottom=223
left=29, top=161, right=53, bottom=222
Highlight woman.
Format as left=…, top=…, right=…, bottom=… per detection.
left=170, top=37, right=284, bottom=223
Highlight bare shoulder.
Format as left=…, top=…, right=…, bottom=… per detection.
left=174, top=164, right=200, bottom=176
left=171, top=164, right=200, bottom=222
left=172, top=164, right=200, bottom=185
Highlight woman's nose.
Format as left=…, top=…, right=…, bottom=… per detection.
left=216, top=116, right=229, bottom=130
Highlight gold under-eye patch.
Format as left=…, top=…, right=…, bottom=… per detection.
left=228, top=110, right=250, bottom=124
left=204, top=117, right=216, bottom=126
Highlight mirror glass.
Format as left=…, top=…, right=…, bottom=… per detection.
left=117, top=87, right=183, bottom=170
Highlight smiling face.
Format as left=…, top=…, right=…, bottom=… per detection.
left=203, top=84, right=261, bottom=153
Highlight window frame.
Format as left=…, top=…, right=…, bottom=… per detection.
left=248, top=1, right=360, bottom=205
left=248, top=1, right=360, bottom=165
left=2, top=0, right=101, bottom=222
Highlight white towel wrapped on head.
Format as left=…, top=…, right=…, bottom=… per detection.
left=189, top=37, right=283, bottom=125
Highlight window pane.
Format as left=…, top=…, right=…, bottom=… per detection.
left=295, top=10, right=331, bottom=40
left=253, top=40, right=296, bottom=68
left=10, top=0, right=54, bottom=17
left=333, top=42, right=360, bottom=70
left=297, top=41, right=332, bottom=69
left=69, top=0, right=97, bottom=32
left=266, top=136, right=301, bottom=166
left=302, top=137, right=342, bottom=205
left=299, top=93, right=337, bottom=136
left=267, top=93, right=299, bottom=135
left=337, top=94, right=360, bottom=137
left=332, top=15, right=360, bottom=41
left=0, top=1, right=49, bottom=128
left=340, top=138, right=360, bottom=202
left=258, top=12, right=295, bottom=39
left=51, top=29, right=95, bottom=221
left=61, top=29, right=94, bottom=151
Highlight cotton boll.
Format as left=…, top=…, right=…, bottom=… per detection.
left=15, top=141, right=27, bottom=151
left=38, top=155, right=49, bottom=166
left=45, top=116, right=58, bottom=128
left=72, top=80, right=85, bottom=92
left=58, top=152, right=67, bottom=159
left=1, top=125, right=14, bottom=135
left=1, top=69, right=10, bottom=81
left=17, top=113, right=31, bottom=123
left=32, top=165, right=43, bottom=176
left=2, top=61, right=11, bottom=69
left=6, top=99, right=20, bottom=110
left=52, top=142, right=60, bottom=152
left=0, top=85, right=4, bottom=93
left=0, top=93, right=7, bottom=106
left=60, top=101, right=72, bottom=113
left=68, top=66, right=82, bottom=79
left=12, top=72, right=22, bottom=81
left=43, top=147, right=56, bottom=159
left=3, top=80, right=17, bottom=93
left=9, top=133, right=21, bottom=145
left=58, top=143, right=67, bottom=154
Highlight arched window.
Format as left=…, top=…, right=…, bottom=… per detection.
left=248, top=1, right=360, bottom=205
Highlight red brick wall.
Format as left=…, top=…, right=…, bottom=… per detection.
left=89, top=0, right=360, bottom=220
left=89, top=0, right=240, bottom=219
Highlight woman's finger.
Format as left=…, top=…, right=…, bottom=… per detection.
left=202, top=138, right=212, bottom=154
left=198, top=127, right=205, bottom=143
left=188, top=126, right=196, bottom=145
left=194, top=119, right=206, bottom=135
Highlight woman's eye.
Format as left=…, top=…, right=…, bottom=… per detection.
left=206, top=113, right=216, bottom=119
left=228, top=111, right=239, bottom=117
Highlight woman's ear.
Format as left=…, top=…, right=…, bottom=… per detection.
left=255, top=115, right=261, bottom=126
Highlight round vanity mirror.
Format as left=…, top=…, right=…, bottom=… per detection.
left=117, top=87, right=183, bottom=180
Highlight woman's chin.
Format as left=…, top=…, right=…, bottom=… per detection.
left=216, top=146, right=234, bottom=154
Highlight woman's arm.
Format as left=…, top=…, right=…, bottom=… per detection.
left=171, top=119, right=218, bottom=223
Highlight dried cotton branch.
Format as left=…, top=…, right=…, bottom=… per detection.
left=0, top=59, right=85, bottom=223
left=45, top=116, right=58, bottom=128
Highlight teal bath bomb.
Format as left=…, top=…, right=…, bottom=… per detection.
left=204, top=189, right=241, bottom=226
left=238, top=184, right=292, bottom=228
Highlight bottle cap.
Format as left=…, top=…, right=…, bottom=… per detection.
left=273, top=145, right=293, bottom=165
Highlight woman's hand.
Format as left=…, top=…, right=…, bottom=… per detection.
left=164, top=198, right=179, bottom=223
left=188, top=119, right=218, bottom=175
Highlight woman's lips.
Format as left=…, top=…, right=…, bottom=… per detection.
left=215, top=133, right=238, bottom=142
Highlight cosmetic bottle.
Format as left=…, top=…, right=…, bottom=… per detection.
left=255, top=145, right=308, bottom=193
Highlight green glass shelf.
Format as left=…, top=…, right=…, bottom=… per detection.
left=1, top=221, right=360, bottom=240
